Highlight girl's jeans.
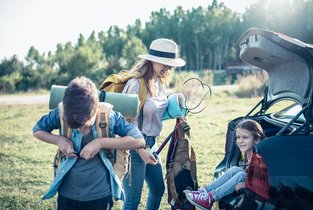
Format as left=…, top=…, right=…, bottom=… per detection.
left=204, top=166, right=246, bottom=201
left=122, top=136, right=165, bottom=210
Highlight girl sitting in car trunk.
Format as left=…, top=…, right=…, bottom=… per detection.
left=184, top=119, right=265, bottom=210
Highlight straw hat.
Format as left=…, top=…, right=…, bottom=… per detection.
left=138, top=38, right=185, bottom=67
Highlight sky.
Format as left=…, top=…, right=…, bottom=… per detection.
left=0, top=0, right=257, bottom=61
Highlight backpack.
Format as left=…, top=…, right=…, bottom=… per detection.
left=99, top=70, right=147, bottom=109
left=53, top=102, right=129, bottom=180
left=98, top=70, right=147, bottom=180
left=165, top=118, right=198, bottom=210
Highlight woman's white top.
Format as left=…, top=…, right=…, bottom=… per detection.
left=122, top=77, right=168, bottom=136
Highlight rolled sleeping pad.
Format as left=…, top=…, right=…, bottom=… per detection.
left=49, top=85, right=139, bottom=118
left=162, top=93, right=187, bottom=121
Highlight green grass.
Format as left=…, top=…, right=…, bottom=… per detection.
left=0, top=94, right=260, bottom=210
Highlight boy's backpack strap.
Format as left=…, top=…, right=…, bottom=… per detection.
left=95, top=102, right=112, bottom=138
left=95, top=102, right=114, bottom=162
left=58, top=102, right=72, bottom=139
left=95, top=102, right=130, bottom=180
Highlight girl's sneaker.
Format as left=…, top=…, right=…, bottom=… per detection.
left=185, top=191, right=214, bottom=210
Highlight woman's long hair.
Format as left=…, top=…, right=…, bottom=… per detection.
left=131, top=60, right=173, bottom=96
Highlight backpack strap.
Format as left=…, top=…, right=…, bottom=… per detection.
left=179, top=121, right=197, bottom=188
left=137, top=77, right=147, bottom=110
left=95, top=102, right=114, bottom=163
left=99, top=70, right=147, bottom=110
left=95, top=102, right=111, bottom=138
left=96, top=102, right=130, bottom=180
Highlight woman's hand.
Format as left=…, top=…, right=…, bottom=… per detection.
left=80, top=139, right=101, bottom=160
left=235, top=182, right=246, bottom=192
left=137, top=149, right=158, bottom=165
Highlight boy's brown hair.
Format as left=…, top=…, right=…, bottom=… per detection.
left=63, top=76, right=99, bottom=128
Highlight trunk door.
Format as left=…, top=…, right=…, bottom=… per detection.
left=237, top=28, right=313, bottom=107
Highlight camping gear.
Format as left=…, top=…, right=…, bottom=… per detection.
left=154, top=119, right=197, bottom=210
left=162, top=93, right=187, bottom=120
left=49, top=84, right=139, bottom=118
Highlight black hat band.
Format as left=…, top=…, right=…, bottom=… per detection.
left=148, top=49, right=176, bottom=58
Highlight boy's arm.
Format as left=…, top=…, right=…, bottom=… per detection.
left=80, top=134, right=144, bottom=160
left=85, top=126, right=145, bottom=150
left=97, top=135, right=145, bottom=150
left=32, top=108, right=77, bottom=158
left=33, top=131, right=77, bottom=158
left=80, top=111, right=145, bottom=160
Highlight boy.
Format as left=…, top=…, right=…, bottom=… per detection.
left=33, top=76, right=145, bottom=210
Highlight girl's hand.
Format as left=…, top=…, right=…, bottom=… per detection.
left=57, top=136, right=77, bottom=158
left=80, top=139, right=101, bottom=160
left=235, top=182, right=246, bottom=192
left=138, top=149, right=158, bottom=165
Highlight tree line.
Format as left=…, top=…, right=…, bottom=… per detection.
left=1, top=0, right=313, bottom=93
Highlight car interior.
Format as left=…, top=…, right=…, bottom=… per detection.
left=214, top=28, right=313, bottom=209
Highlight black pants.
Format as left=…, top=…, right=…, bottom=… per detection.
left=57, top=195, right=113, bottom=210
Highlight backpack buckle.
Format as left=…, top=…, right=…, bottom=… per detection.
left=99, top=122, right=107, bottom=128
left=182, top=124, right=190, bottom=131
left=106, top=153, right=113, bottom=159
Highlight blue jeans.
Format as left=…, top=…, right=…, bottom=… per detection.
left=204, top=166, right=246, bottom=201
left=122, top=136, right=165, bottom=210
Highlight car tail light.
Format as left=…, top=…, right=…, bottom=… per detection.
left=246, top=153, right=270, bottom=200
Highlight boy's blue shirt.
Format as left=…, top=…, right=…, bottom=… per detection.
left=33, top=107, right=142, bottom=201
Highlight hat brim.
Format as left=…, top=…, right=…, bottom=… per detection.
left=138, top=54, right=185, bottom=67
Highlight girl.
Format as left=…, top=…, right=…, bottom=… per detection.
left=184, top=119, right=265, bottom=210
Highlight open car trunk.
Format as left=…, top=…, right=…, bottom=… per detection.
left=238, top=28, right=313, bottom=107
left=214, top=28, right=313, bottom=209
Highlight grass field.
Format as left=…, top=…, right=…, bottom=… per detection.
left=0, top=92, right=260, bottom=210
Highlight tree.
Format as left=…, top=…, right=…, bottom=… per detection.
left=121, top=37, right=147, bottom=69
left=0, top=56, right=23, bottom=93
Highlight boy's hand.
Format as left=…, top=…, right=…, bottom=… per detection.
left=138, top=149, right=158, bottom=165
left=57, top=136, right=78, bottom=158
left=80, top=139, right=101, bottom=160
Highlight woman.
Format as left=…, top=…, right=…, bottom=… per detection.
left=122, top=38, right=185, bottom=210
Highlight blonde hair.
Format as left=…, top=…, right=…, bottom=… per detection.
left=131, top=60, right=173, bottom=96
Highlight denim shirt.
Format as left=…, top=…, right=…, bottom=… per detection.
left=33, top=107, right=141, bottom=201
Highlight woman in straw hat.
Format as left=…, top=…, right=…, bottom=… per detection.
left=122, top=38, right=185, bottom=210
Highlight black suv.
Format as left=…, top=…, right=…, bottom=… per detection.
left=214, top=28, right=313, bottom=210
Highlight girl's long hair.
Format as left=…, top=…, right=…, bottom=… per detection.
left=236, top=119, right=265, bottom=141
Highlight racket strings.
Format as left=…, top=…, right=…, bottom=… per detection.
left=181, top=78, right=212, bottom=115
